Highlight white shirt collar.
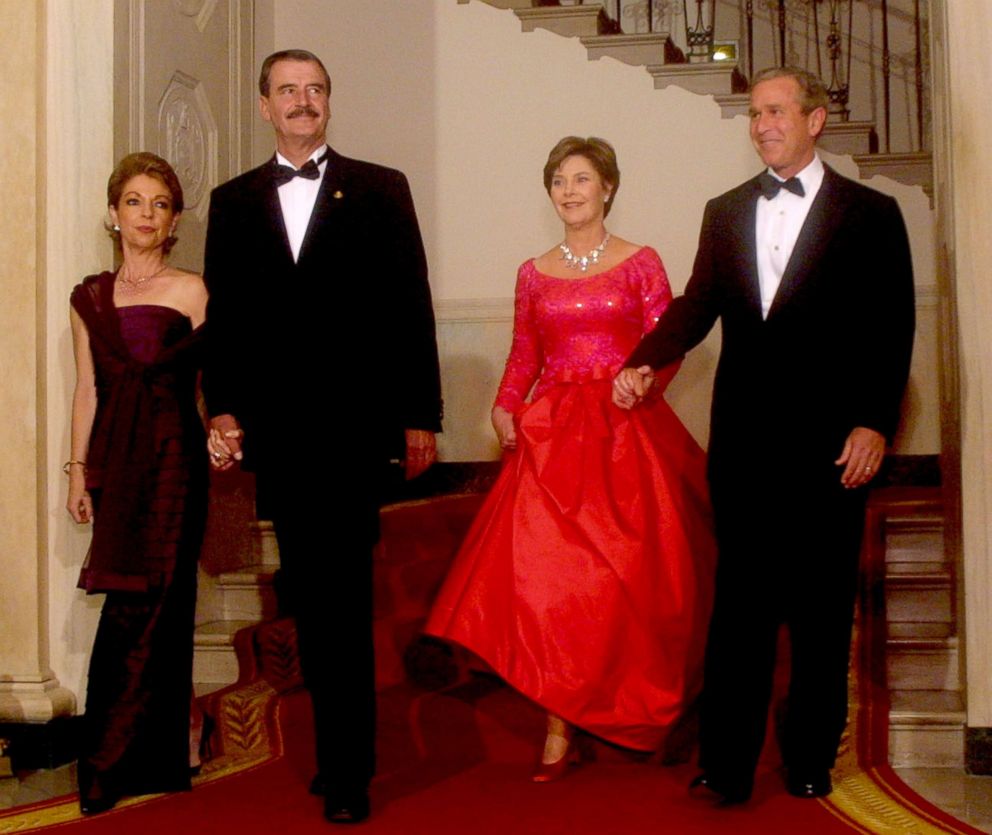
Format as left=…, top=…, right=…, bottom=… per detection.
left=766, top=153, right=824, bottom=193
left=275, top=143, right=328, bottom=170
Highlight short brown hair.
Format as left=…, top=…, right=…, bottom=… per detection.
left=106, top=152, right=184, bottom=254
left=259, top=49, right=332, bottom=97
left=543, top=136, right=620, bottom=217
left=750, top=66, right=829, bottom=114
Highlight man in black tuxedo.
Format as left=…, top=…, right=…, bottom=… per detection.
left=203, top=49, right=442, bottom=824
left=613, top=67, right=914, bottom=802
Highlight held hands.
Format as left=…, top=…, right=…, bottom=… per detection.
left=836, top=426, right=886, bottom=488
left=208, top=414, right=244, bottom=471
left=66, top=469, right=93, bottom=524
left=612, top=366, right=656, bottom=410
left=404, top=429, right=437, bottom=481
left=491, top=406, right=517, bottom=451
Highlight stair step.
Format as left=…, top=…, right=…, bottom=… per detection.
left=216, top=570, right=277, bottom=622
left=463, top=0, right=533, bottom=8
left=889, top=688, right=965, bottom=724
left=715, top=93, right=749, bottom=118
left=886, top=561, right=949, bottom=577
left=885, top=583, right=951, bottom=625
left=516, top=4, right=603, bottom=38
left=889, top=688, right=965, bottom=768
left=647, top=61, right=747, bottom=96
left=852, top=151, right=933, bottom=198
left=885, top=530, right=945, bottom=564
left=888, top=621, right=953, bottom=640
left=887, top=638, right=959, bottom=691
left=819, top=121, right=878, bottom=156
left=581, top=32, right=674, bottom=67
left=193, top=619, right=256, bottom=693
left=889, top=723, right=965, bottom=768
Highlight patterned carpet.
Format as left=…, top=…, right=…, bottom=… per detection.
left=0, top=494, right=983, bottom=833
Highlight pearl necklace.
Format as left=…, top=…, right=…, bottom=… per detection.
left=559, top=233, right=610, bottom=272
left=116, top=263, right=167, bottom=296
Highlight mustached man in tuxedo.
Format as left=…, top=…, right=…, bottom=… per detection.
left=203, top=49, right=442, bottom=824
left=613, top=67, right=914, bottom=803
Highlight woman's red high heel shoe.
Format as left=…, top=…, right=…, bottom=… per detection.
left=532, top=716, right=580, bottom=782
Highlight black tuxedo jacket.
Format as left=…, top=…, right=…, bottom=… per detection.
left=202, top=147, right=442, bottom=479
left=628, top=165, right=915, bottom=491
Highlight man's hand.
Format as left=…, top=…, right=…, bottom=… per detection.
left=208, top=413, right=244, bottom=471
left=835, top=426, right=886, bottom=488
left=404, top=429, right=436, bottom=480
left=612, top=366, right=655, bottom=410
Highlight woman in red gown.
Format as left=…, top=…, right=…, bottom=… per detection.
left=426, top=137, right=716, bottom=780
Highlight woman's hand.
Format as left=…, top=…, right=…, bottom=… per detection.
left=207, top=414, right=243, bottom=470
left=492, top=406, right=518, bottom=451
left=67, top=470, right=93, bottom=524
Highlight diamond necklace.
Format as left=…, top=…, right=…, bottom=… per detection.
left=559, top=233, right=610, bottom=272
left=117, top=263, right=167, bottom=295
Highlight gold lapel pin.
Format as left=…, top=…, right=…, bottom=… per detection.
left=333, top=190, right=344, bottom=199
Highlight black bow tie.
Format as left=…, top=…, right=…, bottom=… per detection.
left=757, top=171, right=805, bottom=200
left=272, top=149, right=329, bottom=186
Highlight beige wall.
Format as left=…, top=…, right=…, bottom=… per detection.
left=936, top=0, right=992, bottom=729
left=0, top=0, right=110, bottom=720
left=43, top=1, right=115, bottom=708
left=272, top=0, right=938, bottom=461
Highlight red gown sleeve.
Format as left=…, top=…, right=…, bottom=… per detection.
left=494, top=263, right=543, bottom=413
left=636, top=248, right=681, bottom=393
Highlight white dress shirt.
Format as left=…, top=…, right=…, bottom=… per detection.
left=275, top=144, right=328, bottom=262
left=755, top=154, right=825, bottom=319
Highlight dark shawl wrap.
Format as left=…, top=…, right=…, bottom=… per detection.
left=71, top=272, right=205, bottom=593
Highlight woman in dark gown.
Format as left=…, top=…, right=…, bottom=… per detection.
left=426, top=137, right=716, bottom=781
left=66, top=152, right=208, bottom=814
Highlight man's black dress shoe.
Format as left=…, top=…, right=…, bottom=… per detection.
left=323, top=788, right=370, bottom=825
left=786, top=769, right=832, bottom=799
left=689, top=772, right=751, bottom=805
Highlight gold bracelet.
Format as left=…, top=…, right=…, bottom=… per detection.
left=62, top=460, right=86, bottom=475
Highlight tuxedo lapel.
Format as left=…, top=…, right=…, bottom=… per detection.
left=298, top=150, right=347, bottom=265
left=738, top=178, right=763, bottom=319
left=767, top=166, right=846, bottom=319
left=260, top=158, right=295, bottom=266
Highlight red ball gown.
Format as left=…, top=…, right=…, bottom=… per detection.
left=426, top=247, right=716, bottom=751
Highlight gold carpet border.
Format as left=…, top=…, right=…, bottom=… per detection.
left=0, top=679, right=282, bottom=833
left=817, top=628, right=978, bottom=835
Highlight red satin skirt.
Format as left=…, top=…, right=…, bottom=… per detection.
left=425, top=380, right=716, bottom=751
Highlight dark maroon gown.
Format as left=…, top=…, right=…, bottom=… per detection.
left=71, top=272, right=206, bottom=805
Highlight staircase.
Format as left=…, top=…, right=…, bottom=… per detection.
left=193, top=520, right=279, bottom=694
left=463, top=0, right=933, bottom=197
left=865, top=487, right=964, bottom=767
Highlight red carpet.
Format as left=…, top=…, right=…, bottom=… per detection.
left=0, top=493, right=983, bottom=834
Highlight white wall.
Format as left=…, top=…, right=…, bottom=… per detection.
left=44, top=1, right=114, bottom=713
left=271, top=0, right=937, bottom=460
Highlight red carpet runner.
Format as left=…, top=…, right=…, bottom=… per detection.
left=0, top=494, right=982, bottom=834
